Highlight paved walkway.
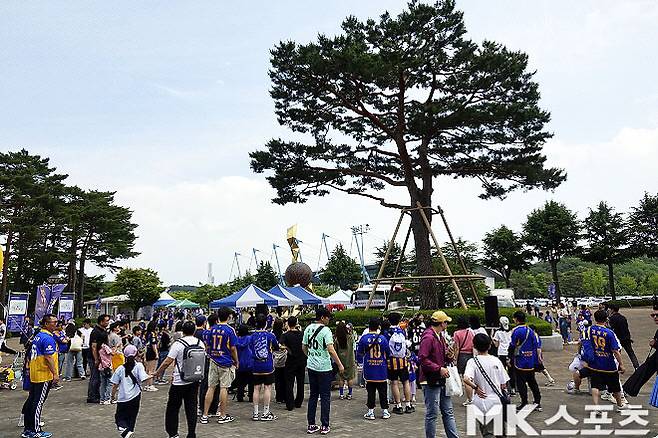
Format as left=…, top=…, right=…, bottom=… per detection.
left=0, top=307, right=656, bottom=437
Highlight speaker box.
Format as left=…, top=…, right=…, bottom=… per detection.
left=484, top=296, right=499, bottom=328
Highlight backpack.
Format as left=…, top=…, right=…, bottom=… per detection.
left=388, top=328, right=408, bottom=359
left=175, top=338, right=205, bottom=383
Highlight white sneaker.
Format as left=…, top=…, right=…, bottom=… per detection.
left=600, top=391, right=614, bottom=403
left=616, top=402, right=630, bottom=412
left=462, top=399, right=472, bottom=407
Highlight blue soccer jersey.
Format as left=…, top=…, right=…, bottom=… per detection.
left=357, top=333, right=390, bottom=382
left=510, top=325, right=540, bottom=371
left=584, top=325, right=620, bottom=372
left=250, top=330, right=279, bottom=374
left=204, top=323, right=238, bottom=367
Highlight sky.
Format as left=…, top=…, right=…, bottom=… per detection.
left=1, top=1, right=657, bottom=286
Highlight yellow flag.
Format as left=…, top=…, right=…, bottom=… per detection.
left=0, top=244, right=4, bottom=272
left=287, top=225, right=300, bottom=263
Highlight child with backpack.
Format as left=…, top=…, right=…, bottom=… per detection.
left=110, top=345, right=150, bottom=438
left=386, top=312, right=414, bottom=414
left=250, top=314, right=280, bottom=421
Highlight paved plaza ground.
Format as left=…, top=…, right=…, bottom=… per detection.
left=1, top=307, right=656, bottom=437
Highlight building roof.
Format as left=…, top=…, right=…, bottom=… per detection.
left=83, top=294, right=129, bottom=305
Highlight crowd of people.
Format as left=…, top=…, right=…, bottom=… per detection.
left=6, top=300, right=658, bottom=438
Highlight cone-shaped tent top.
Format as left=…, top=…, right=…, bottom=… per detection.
left=266, top=285, right=303, bottom=305
left=176, top=299, right=201, bottom=309
left=165, top=300, right=181, bottom=308
left=210, top=284, right=295, bottom=309
left=153, top=291, right=176, bottom=307
left=286, top=285, right=326, bottom=305
left=325, top=290, right=352, bottom=305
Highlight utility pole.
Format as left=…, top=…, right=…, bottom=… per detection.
left=273, top=244, right=284, bottom=285
left=351, top=224, right=371, bottom=284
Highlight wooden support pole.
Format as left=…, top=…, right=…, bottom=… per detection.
left=365, top=209, right=405, bottom=311
left=437, top=205, right=481, bottom=308
left=416, top=202, right=468, bottom=310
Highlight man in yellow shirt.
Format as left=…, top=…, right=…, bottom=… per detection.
left=22, top=313, right=58, bottom=438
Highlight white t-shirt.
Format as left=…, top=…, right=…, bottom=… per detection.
left=167, top=335, right=205, bottom=386
left=110, top=362, right=149, bottom=402
left=472, top=327, right=487, bottom=336
left=80, top=327, right=93, bottom=349
left=492, top=330, right=512, bottom=356
left=464, top=355, right=509, bottom=414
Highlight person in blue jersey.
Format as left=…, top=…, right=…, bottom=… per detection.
left=510, top=311, right=542, bottom=412
left=22, top=314, right=59, bottom=438
left=201, top=307, right=239, bottom=425
left=582, top=309, right=627, bottom=412
left=235, top=324, right=254, bottom=403
left=577, top=305, right=593, bottom=326
left=568, top=319, right=592, bottom=394
left=386, top=312, right=414, bottom=414
left=249, top=314, right=280, bottom=421
left=357, top=317, right=391, bottom=420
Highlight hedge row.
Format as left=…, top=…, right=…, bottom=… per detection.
left=604, top=298, right=656, bottom=308
left=300, top=308, right=553, bottom=336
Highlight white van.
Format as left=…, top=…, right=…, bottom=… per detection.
left=490, top=288, right=516, bottom=308
left=351, top=284, right=391, bottom=308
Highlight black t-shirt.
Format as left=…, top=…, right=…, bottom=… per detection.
left=609, top=313, right=631, bottom=341
left=159, top=331, right=171, bottom=351
left=280, top=330, right=305, bottom=366
left=89, top=325, right=105, bottom=352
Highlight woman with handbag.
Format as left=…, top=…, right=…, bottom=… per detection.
left=335, top=321, right=356, bottom=400
left=452, top=316, right=475, bottom=406
left=464, top=333, right=510, bottom=438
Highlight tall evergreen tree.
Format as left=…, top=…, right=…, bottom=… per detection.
left=250, top=1, right=565, bottom=308
left=523, top=201, right=580, bottom=304
left=320, top=244, right=362, bottom=289
left=582, top=201, right=630, bottom=300
left=627, top=192, right=658, bottom=259
left=482, top=225, right=530, bottom=287
left=255, top=261, right=280, bottom=290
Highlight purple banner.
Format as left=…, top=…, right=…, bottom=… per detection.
left=57, top=293, right=75, bottom=322
left=34, top=284, right=67, bottom=324
left=6, top=292, right=29, bottom=333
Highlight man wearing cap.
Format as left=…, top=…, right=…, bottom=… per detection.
left=418, top=311, right=459, bottom=438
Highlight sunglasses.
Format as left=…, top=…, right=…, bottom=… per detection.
left=651, top=314, right=658, bottom=318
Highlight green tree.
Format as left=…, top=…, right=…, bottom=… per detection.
left=617, top=275, right=638, bottom=296
left=195, top=283, right=233, bottom=308
left=0, top=149, right=67, bottom=302
left=645, top=273, right=658, bottom=296
left=628, top=192, right=658, bottom=258
left=113, top=268, right=162, bottom=315
left=320, top=244, right=362, bottom=289
left=373, top=241, right=411, bottom=278
left=250, top=1, right=564, bottom=309
left=482, top=225, right=530, bottom=287
left=581, top=201, right=630, bottom=300
left=582, top=268, right=606, bottom=296
left=523, top=201, right=580, bottom=304
left=255, top=261, right=280, bottom=291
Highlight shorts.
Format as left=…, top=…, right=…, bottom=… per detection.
left=253, top=373, right=275, bottom=386
left=457, top=353, right=473, bottom=375
left=568, top=355, right=585, bottom=373
left=577, top=367, right=592, bottom=379
left=590, top=370, right=621, bottom=393
left=387, top=368, right=410, bottom=382
left=208, top=362, right=236, bottom=388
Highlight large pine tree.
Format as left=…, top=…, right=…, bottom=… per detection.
left=251, top=1, right=564, bottom=308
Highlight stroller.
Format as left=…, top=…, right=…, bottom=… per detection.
left=0, top=350, right=24, bottom=390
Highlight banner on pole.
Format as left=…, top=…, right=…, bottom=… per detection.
left=7, top=292, right=29, bottom=333
left=58, top=293, right=75, bottom=322
left=34, top=284, right=67, bottom=323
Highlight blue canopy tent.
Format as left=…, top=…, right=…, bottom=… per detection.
left=209, top=284, right=295, bottom=309
left=267, top=285, right=303, bottom=305
left=285, top=285, right=326, bottom=305
left=152, top=291, right=176, bottom=307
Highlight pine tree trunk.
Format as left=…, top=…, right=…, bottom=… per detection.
left=410, top=209, right=438, bottom=309
left=607, top=262, right=616, bottom=301
left=68, top=238, right=79, bottom=316
left=550, top=258, right=561, bottom=304
left=0, top=230, right=13, bottom=303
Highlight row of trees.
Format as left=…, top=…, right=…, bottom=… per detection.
left=0, top=150, right=138, bottom=315
left=482, top=194, right=658, bottom=302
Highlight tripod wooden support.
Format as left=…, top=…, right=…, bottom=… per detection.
left=364, top=203, right=484, bottom=311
